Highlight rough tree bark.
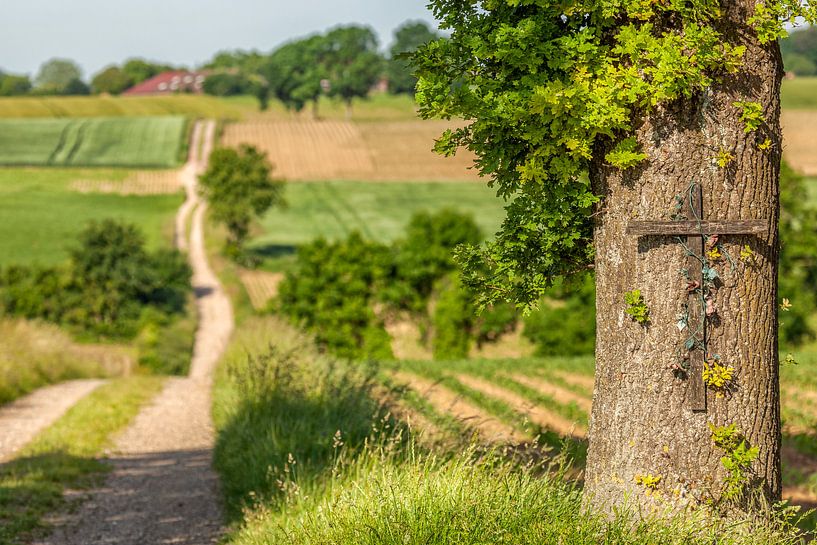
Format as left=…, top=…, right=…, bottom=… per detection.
left=584, top=1, right=783, bottom=512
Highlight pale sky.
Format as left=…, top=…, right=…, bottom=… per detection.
left=1, top=0, right=438, bottom=78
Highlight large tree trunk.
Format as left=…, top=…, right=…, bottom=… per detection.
left=585, top=3, right=783, bottom=512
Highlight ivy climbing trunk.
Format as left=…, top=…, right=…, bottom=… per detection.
left=585, top=3, right=783, bottom=512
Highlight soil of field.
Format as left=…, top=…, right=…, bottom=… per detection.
left=782, top=110, right=817, bottom=176
left=0, top=116, right=188, bottom=168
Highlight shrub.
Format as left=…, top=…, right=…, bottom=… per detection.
left=277, top=210, right=518, bottom=361
left=0, top=220, right=191, bottom=340
left=431, top=272, right=473, bottom=360
left=779, top=162, right=817, bottom=346
left=136, top=305, right=196, bottom=375
left=523, top=275, right=596, bottom=356
left=392, top=209, right=483, bottom=311
left=277, top=233, right=395, bottom=360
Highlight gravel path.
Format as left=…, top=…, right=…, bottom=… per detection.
left=0, top=380, right=106, bottom=462
left=38, top=120, right=232, bottom=545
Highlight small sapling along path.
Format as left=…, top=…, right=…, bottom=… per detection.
left=39, top=120, right=232, bottom=545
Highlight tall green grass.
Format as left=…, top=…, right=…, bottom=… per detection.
left=0, top=319, right=132, bottom=404
left=213, top=318, right=809, bottom=545
left=212, top=316, right=389, bottom=521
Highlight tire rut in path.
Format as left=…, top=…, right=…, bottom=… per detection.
left=38, top=120, right=231, bottom=545
left=0, top=380, right=106, bottom=463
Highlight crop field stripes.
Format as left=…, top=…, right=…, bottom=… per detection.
left=221, top=120, right=482, bottom=182
left=222, top=120, right=376, bottom=181
left=455, top=374, right=587, bottom=438
left=391, top=371, right=527, bottom=443
left=507, top=374, right=592, bottom=414
left=238, top=269, right=283, bottom=310
left=552, top=370, right=595, bottom=392
left=374, top=382, right=460, bottom=447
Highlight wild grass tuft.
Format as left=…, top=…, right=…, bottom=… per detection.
left=213, top=316, right=393, bottom=521
left=0, top=319, right=133, bottom=404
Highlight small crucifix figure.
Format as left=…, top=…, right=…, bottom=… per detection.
left=625, top=184, right=768, bottom=412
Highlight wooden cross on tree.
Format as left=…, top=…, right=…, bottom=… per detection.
left=626, top=184, right=768, bottom=412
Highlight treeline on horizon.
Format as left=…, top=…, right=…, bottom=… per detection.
left=0, top=20, right=439, bottom=106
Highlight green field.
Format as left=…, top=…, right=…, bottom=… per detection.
left=0, top=116, right=188, bottom=167
left=249, top=181, right=504, bottom=268
left=781, top=77, right=817, bottom=110
left=0, top=93, right=419, bottom=122
left=0, top=94, right=256, bottom=119
left=0, top=168, right=181, bottom=265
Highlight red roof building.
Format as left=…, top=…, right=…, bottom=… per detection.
left=122, top=70, right=207, bottom=96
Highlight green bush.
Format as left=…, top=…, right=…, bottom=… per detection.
left=277, top=233, right=395, bottom=360
left=432, top=272, right=473, bottom=360
left=779, top=162, right=817, bottom=346
left=0, top=219, right=191, bottom=340
left=136, top=304, right=196, bottom=375
left=392, top=209, right=483, bottom=312
left=277, top=210, right=503, bottom=361
left=523, top=275, right=596, bottom=357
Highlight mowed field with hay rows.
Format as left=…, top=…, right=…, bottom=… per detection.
left=221, top=119, right=480, bottom=181
left=0, top=116, right=188, bottom=168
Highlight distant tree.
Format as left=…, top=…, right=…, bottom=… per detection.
left=34, top=58, right=82, bottom=94
left=387, top=21, right=439, bottom=95
left=61, top=78, right=90, bottom=96
left=204, top=50, right=265, bottom=74
left=121, top=58, right=174, bottom=85
left=91, top=66, right=133, bottom=94
left=323, top=26, right=384, bottom=117
left=202, top=72, right=251, bottom=96
left=0, top=73, right=32, bottom=96
left=784, top=52, right=817, bottom=76
left=198, top=145, right=285, bottom=261
left=262, top=35, right=327, bottom=115
left=781, top=26, right=817, bottom=76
